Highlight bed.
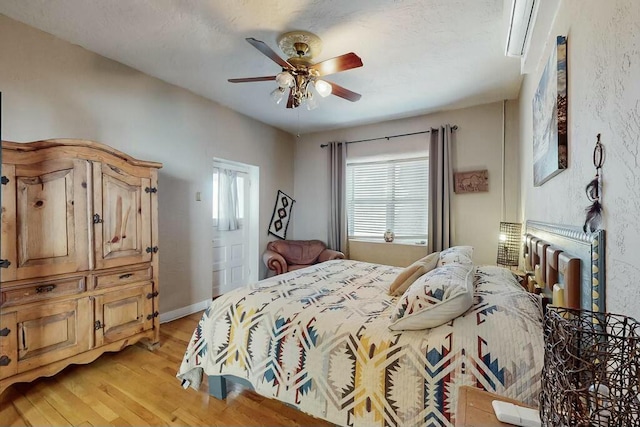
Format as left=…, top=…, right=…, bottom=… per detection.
left=177, top=221, right=605, bottom=426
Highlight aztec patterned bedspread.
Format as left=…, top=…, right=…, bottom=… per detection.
left=177, top=260, right=544, bottom=427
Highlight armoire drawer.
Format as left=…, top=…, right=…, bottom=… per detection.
left=1, top=277, right=86, bottom=307
left=93, top=265, right=153, bottom=289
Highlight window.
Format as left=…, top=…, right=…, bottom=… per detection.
left=212, top=167, right=245, bottom=227
left=346, top=157, right=428, bottom=243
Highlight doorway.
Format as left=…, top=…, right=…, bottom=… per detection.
left=212, top=159, right=259, bottom=297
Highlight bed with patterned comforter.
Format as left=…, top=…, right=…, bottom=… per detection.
left=177, top=259, right=544, bottom=426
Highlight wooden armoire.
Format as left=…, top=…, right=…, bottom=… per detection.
left=0, top=139, right=161, bottom=394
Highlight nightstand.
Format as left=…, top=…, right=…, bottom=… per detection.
left=455, top=386, right=538, bottom=427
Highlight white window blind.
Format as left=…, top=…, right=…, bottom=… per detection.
left=346, top=157, right=428, bottom=242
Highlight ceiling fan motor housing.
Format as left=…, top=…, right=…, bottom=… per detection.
left=293, top=42, right=310, bottom=57
left=277, top=31, right=322, bottom=59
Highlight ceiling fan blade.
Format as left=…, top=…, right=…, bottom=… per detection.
left=246, top=38, right=292, bottom=69
left=286, top=87, right=295, bottom=108
left=228, top=76, right=276, bottom=83
left=310, top=52, right=363, bottom=76
left=327, top=81, right=362, bottom=102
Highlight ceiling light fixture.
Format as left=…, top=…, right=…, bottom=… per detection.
left=271, top=69, right=332, bottom=108
left=273, top=32, right=328, bottom=109
left=314, top=79, right=332, bottom=98
left=270, top=86, right=286, bottom=104
left=228, top=31, right=363, bottom=109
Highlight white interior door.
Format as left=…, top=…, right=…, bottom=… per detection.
left=212, top=162, right=254, bottom=297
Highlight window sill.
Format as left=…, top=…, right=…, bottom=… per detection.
left=348, top=238, right=427, bottom=247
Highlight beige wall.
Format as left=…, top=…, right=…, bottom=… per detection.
left=0, top=15, right=295, bottom=315
left=293, top=101, right=521, bottom=266
left=518, top=0, right=640, bottom=319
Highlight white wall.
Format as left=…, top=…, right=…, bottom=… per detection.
left=0, top=15, right=295, bottom=314
left=518, top=0, right=640, bottom=319
left=293, top=101, right=520, bottom=266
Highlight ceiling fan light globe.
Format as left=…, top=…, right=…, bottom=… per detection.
left=270, top=87, right=286, bottom=104
left=276, top=71, right=294, bottom=88
left=306, top=91, right=318, bottom=110
left=315, top=80, right=332, bottom=97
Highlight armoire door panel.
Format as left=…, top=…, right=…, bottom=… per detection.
left=8, top=160, right=90, bottom=280
left=15, top=297, right=92, bottom=373
left=93, top=163, right=152, bottom=269
left=1, top=164, right=17, bottom=282
left=94, top=283, right=153, bottom=346
left=102, top=174, right=142, bottom=256
left=18, top=168, right=73, bottom=262
left=0, top=312, right=18, bottom=379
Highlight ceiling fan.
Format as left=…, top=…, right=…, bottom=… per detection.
left=228, top=31, right=363, bottom=109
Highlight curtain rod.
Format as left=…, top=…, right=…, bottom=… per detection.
left=319, top=125, right=458, bottom=148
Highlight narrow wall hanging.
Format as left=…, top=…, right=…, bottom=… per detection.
left=583, top=134, right=604, bottom=233
left=533, top=35, right=568, bottom=186
left=268, top=190, right=295, bottom=239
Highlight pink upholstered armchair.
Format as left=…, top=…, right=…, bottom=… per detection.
left=263, top=240, right=345, bottom=275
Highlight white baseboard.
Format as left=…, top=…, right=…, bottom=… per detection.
left=160, top=299, right=211, bottom=324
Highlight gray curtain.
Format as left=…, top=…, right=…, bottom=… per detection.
left=428, top=125, right=454, bottom=252
left=328, top=141, right=348, bottom=255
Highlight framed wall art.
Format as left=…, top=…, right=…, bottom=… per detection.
left=532, top=35, right=568, bottom=186
left=454, top=170, right=489, bottom=193
left=268, top=190, right=295, bottom=239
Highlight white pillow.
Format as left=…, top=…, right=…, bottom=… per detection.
left=388, top=252, right=440, bottom=296
left=437, top=246, right=474, bottom=267
left=388, top=263, right=474, bottom=331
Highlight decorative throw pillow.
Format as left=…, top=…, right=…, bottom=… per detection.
left=437, top=245, right=474, bottom=267
left=388, top=252, right=440, bottom=296
left=388, top=263, right=474, bottom=331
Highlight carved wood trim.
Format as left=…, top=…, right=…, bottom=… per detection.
left=2, top=139, right=162, bottom=169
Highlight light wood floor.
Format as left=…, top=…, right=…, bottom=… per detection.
left=0, top=312, right=332, bottom=426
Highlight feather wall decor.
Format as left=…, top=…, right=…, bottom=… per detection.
left=583, top=134, right=604, bottom=233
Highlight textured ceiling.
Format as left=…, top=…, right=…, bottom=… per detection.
left=0, top=0, right=522, bottom=135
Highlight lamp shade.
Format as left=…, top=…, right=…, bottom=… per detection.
left=314, top=79, right=332, bottom=97
left=496, top=222, right=522, bottom=267
left=275, top=71, right=294, bottom=88
left=270, top=87, right=286, bottom=104
left=306, top=91, right=318, bottom=110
